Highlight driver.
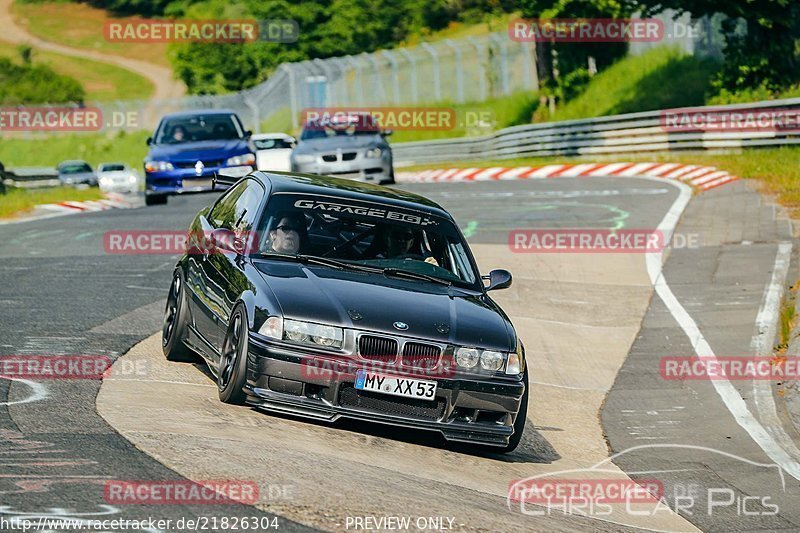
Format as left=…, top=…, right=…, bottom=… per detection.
left=267, top=215, right=304, bottom=254
left=171, top=125, right=186, bottom=143
left=371, top=226, right=439, bottom=265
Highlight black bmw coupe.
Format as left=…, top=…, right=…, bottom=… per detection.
left=162, top=171, right=528, bottom=452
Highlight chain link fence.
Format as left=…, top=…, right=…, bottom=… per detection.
left=89, top=33, right=538, bottom=133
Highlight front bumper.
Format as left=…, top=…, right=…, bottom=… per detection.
left=245, top=335, right=525, bottom=447
left=292, top=156, right=393, bottom=184
left=145, top=166, right=251, bottom=195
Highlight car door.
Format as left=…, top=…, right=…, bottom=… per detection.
left=204, top=178, right=265, bottom=357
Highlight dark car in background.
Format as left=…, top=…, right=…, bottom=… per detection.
left=57, top=160, right=97, bottom=187
left=290, top=114, right=394, bottom=185
left=162, top=171, right=528, bottom=452
left=144, top=109, right=256, bottom=206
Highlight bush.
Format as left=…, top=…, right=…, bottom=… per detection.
left=0, top=58, right=85, bottom=105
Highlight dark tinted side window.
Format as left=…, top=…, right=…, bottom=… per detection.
left=209, top=179, right=264, bottom=234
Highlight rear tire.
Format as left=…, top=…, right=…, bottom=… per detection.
left=145, top=194, right=167, bottom=206
left=218, top=305, right=249, bottom=405
left=162, top=273, right=197, bottom=362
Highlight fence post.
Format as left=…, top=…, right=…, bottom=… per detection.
left=490, top=34, right=510, bottom=96
left=398, top=48, right=418, bottom=104
left=383, top=50, right=401, bottom=105
left=344, top=55, right=364, bottom=105
left=421, top=43, right=441, bottom=102
left=280, top=64, right=300, bottom=130
left=313, top=58, right=335, bottom=104
left=467, top=37, right=488, bottom=102
left=444, top=39, right=464, bottom=103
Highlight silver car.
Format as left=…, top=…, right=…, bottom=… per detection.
left=97, top=162, right=140, bottom=193
left=290, top=117, right=394, bottom=185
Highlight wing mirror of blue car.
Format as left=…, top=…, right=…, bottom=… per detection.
left=483, top=269, right=513, bottom=291
left=210, top=228, right=244, bottom=255
left=244, top=130, right=253, bottom=139
left=381, top=129, right=393, bottom=137
left=146, top=137, right=153, bottom=146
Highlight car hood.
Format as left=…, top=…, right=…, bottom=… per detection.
left=293, top=135, right=386, bottom=154
left=253, top=261, right=514, bottom=350
left=147, top=139, right=251, bottom=161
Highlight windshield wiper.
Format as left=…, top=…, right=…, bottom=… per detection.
left=382, top=267, right=452, bottom=286
left=255, top=253, right=381, bottom=273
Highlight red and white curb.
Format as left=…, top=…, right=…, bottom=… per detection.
left=39, top=193, right=136, bottom=214
left=396, top=162, right=738, bottom=191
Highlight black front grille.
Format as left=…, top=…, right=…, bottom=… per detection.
left=358, top=335, right=398, bottom=362
left=321, top=154, right=338, bottom=162
left=339, top=385, right=445, bottom=420
left=342, top=152, right=357, bottom=161
left=401, top=342, right=441, bottom=369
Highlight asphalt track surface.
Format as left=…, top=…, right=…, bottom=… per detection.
left=0, top=176, right=799, bottom=532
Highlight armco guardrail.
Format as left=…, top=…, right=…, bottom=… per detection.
left=392, top=97, right=800, bottom=165
left=2, top=167, right=59, bottom=188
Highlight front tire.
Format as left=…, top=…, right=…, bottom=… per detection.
left=145, top=194, right=167, bottom=206
left=162, top=273, right=197, bottom=362
left=217, top=305, right=249, bottom=405
left=500, top=368, right=529, bottom=453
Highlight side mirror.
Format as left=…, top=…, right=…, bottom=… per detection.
left=484, top=269, right=512, bottom=291
left=381, top=129, right=393, bottom=137
left=210, top=228, right=243, bottom=254
left=146, top=137, right=153, bottom=146
left=245, top=130, right=253, bottom=139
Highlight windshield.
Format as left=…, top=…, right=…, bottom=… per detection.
left=59, top=162, right=92, bottom=174
left=253, top=138, right=294, bottom=150
left=155, top=114, right=244, bottom=144
left=252, top=193, right=479, bottom=289
left=100, top=164, right=125, bottom=172
left=300, top=115, right=381, bottom=141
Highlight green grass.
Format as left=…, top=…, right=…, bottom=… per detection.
left=0, top=41, right=154, bottom=101
left=0, top=130, right=149, bottom=170
left=0, top=185, right=104, bottom=218
left=547, top=47, right=719, bottom=122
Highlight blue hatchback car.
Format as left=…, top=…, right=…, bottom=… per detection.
left=144, top=110, right=256, bottom=205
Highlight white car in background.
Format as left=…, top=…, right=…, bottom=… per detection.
left=252, top=133, right=295, bottom=172
left=97, top=163, right=139, bottom=193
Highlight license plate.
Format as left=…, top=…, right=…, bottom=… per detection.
left=355, top=370, right=437, bottom=401
left=183, top=178, right=212, bottom=189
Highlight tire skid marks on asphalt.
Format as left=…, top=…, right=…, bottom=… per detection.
left=396, top=162, right=739, bottom=191
left=643, top=178, right=800, bottom=481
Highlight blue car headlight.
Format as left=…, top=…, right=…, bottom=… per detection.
left=145, top=161, right=174, bottom=173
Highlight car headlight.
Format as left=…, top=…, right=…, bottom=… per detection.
left=258, top=316, right=283, bottom=340
left=455, top=347, right=480, bottom=369
left=293, top=154, right=316, bottom=164
left=145, top=161, right=174, bottom=173
left=480, top=350, right=505, bottom=371
left=455, top=347, right=517, bottom=373
left=226, top=153, right=256, bottom=167
left=364, top=148, right=382, bottom=159
left=128, top=175, right=137, bottom=183
left=283, top=319, right=343, bottom=349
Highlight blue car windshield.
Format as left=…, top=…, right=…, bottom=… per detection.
left=155, top=114, right=244, bottom=144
